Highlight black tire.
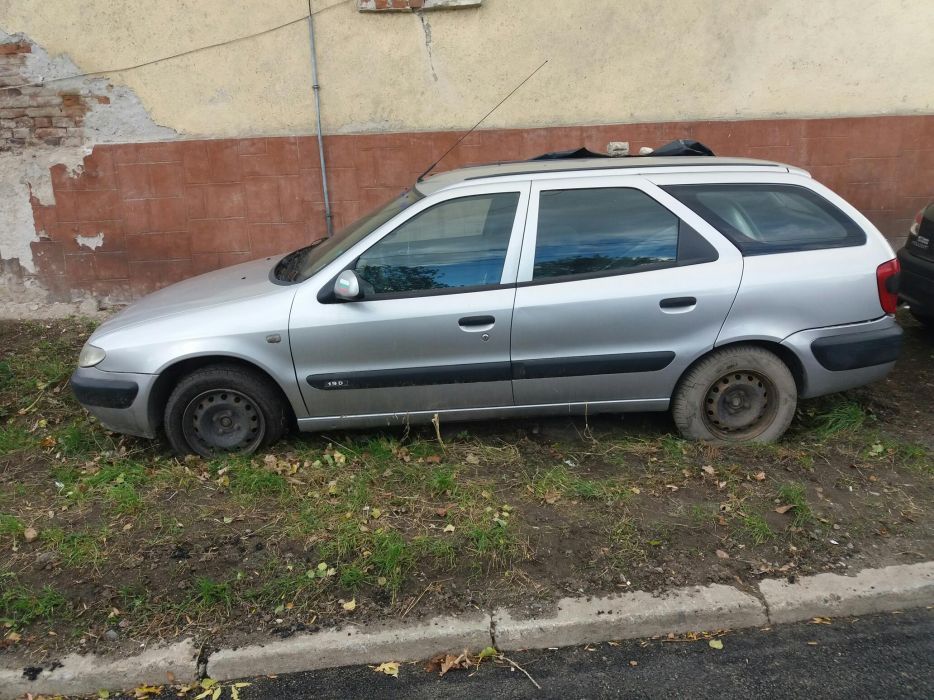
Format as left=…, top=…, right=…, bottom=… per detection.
left=672, top=345, right=797, bottom=443
left=164, top=364, right=288, bottom=457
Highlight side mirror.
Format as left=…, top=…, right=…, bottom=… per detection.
left=334, top=269, right=363, bottom=301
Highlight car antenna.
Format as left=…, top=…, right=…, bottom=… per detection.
left=416, top=59, right=549, bottom=183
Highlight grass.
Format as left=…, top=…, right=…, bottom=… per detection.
left=741, top=512, right=774, bottom=544
left=1, top=316, right=933, bottom=654
left=0, top=423, right=33, bottom=454
left=39, top=527, right=106, bottom=567
left=0, top=577, right=67, bottom=629
left=812, top=400, right=868, bottom=438
left=777, top=482, right=813, bottom=528
left=0, top=512, right=25, bottom=538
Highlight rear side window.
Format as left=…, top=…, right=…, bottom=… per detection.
left=533, top=188, right=703, bottom=281
left=662, top=183, right=866, bottom=255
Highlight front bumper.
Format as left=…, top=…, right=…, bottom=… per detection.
left=782, top=316, right=902, bottom=399
left=897, top=247, right=934, bottom=316
left=70, top=366, right=158, bottom=439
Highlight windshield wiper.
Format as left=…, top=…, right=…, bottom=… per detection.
left=274, top=239, right=325, bottom=283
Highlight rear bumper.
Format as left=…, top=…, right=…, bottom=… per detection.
left=70, top=367, right=158, bottom=439
left=897, top=247, right=934, bottom=316
left=782, top=316, right=902, bottom=399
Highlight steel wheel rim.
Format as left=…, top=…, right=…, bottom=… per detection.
left=701, top=369, right=777, bottom=440
left=181, top=388, right=265, bottom=456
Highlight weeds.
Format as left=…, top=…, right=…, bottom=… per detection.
left=741, top=512, right=774, bottom=544
left=0, top=578, right=67, bottom=628
left=777, top=482, right=813, bottom=527
left=813, top=400, right=867, bottom=438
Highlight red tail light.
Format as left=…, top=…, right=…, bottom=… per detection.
left=876, top=258, right=900, bottom=315
left=910, top=209, right=923, bottom=237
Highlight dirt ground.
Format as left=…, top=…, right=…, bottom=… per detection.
left=0, top=313, right=931, bottom=665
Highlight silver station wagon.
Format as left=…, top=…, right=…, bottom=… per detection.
left=71, top=153, right=903, bottom=456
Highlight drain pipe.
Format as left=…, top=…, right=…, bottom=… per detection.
left=307, top=2, right=333, bottom=237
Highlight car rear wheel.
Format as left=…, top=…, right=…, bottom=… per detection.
left=164, top=365, right=288, bottom=457
left=672, top=345, right=797, bottom=443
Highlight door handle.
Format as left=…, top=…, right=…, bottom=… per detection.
left=659, top=297, right=697, bottom=309
left=458, top=315, right=495, bottom=328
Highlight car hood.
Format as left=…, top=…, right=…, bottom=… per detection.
left=97, top=256, right=287, bottom=334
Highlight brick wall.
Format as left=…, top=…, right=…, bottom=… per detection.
left=27, top=114, right=934, bottom=301
left=0, top=40, right=99, bottom=150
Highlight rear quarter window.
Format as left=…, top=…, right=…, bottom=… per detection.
left=662, top=183, right=866, bottom=255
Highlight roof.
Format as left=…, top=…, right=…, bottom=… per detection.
left=415, top=156, right=797, bottom=195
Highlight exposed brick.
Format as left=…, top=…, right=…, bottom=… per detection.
left=0, top=41, right=32, bottom=55
left=191, top=251, right=252, bottom=275
left=64, top=253, right=96, bottom=282
left=129, top=259, right=195, bottom=296
left=51, top=116, right=75, bottom=128
left=32, top=117, right=50, bottom=128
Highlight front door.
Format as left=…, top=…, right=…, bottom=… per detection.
left=510, top=176, right=743, bottom=410
left=289, top=183, right=530, bottom=424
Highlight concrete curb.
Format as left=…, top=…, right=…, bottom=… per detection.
left=759, top=561, right=934, bottom=623
left=1, top=562, right=931, bottom=698
left=491, top=583, right=767, bottom=651
left=0, top=639, right=197, bottom=700
left=207, top=612, right=491, bottom=682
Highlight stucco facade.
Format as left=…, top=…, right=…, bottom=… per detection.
left=0, top=0, right=932, bottom=306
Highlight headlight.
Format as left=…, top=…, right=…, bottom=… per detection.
left=78, top=344, right=106, bottom=368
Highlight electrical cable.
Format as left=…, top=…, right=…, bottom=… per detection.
left=0, top=0, right=353, bottom=92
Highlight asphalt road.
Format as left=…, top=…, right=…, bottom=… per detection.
left=194, top=608, right=933, bottom=699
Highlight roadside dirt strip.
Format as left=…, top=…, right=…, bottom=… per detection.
left=2, top=561, right=931, bottom=698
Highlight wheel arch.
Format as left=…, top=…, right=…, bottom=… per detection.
left=148, top=355, right=298, bottom=434
left=677, top=340, right=806, bottom=398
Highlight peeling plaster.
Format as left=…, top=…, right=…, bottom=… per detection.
left=74, top=232, right=104, bottom=250
left=0, top=28, right=176, bottom=278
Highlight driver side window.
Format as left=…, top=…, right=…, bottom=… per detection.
left=356, top=192, right=519, bottom=295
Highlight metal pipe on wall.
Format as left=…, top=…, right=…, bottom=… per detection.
left=307, top=2, right=333, bottom=237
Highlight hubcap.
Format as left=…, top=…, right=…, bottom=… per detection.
left=181, top=389, right=265, bottom=456
left=702, top=370, right=776, bottom=439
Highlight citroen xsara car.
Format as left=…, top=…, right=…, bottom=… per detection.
left=71, top=152, right=903, bottom=456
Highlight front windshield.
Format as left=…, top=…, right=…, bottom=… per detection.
left=273, top=188, right=423, bottom=283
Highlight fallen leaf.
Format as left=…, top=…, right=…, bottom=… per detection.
left=629, top=660, right=638, bottom=667
left=439, top=650, right=472, bottom=676
left=702, top=465, right=716, bottom=476
left=23, top=527, right=38, bottom=543
left=443, top=524, right=456, bottom=533
left=426, top=455, right=442, bottom=464
left=477, top=646, right=498, bottom=660
left=708, top=639, right=723, bottom=650
left=370, top=508, right=382, bottom=519
left=774, top=504, right=794, bottom=514
left=465, top=453, right=480, bottom=464
left=630, top=487, right=641, bottom=494
left=665, top=484, right=679, bottom=492
left=342, top=598, right=357, bottom=612
left=811, top=616, right=832, bottom=625
left=715, top=549, right=730, bottom=559
left=374, top=661, right=399, bottom=678
left=754, top=471, right=766, bottom=481
left=5, top=631, right=21, bottom=642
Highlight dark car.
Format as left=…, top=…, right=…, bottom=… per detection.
left=897, top=202, right=934, bottom=325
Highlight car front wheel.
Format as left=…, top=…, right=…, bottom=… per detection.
left=671, top=345, right=797, bottom=443
left=164, top=364, right=289, bottom=457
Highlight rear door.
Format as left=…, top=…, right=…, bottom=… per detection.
left=510, top=174, right=743, bottom=409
